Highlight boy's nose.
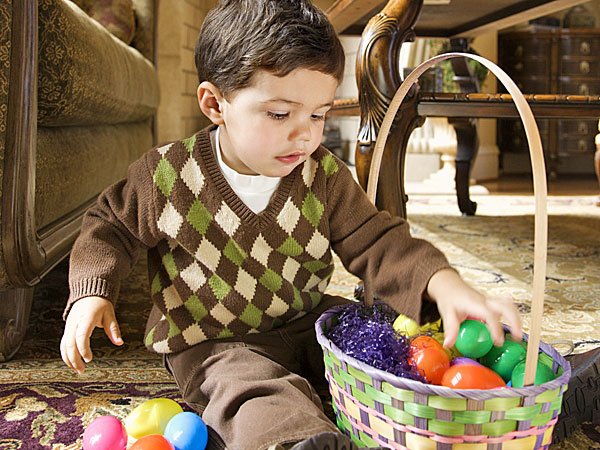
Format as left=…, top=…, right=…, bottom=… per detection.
left=291, top=120, right=312, bottom=143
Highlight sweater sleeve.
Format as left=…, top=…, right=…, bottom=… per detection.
left=327, top=162, right=454, bottom=324
left=64, top=152, right=161, bottom=318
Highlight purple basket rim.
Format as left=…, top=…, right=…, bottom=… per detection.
left=315, top=304, right=571, bottom=400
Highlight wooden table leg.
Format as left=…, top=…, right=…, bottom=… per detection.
left=595, top=136, right=600, bottom=207
left=354, top=0, right=424, bottom=219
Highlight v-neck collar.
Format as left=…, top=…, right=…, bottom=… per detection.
left=196, top=126, right=299, bottom=230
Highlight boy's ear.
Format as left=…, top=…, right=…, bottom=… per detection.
left=197, top=81, right=225, bottom=125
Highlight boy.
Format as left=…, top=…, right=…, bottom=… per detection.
left=61, top=0, right=523, bottom=448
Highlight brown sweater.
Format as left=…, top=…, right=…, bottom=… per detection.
left=66, top=126, right=452, bottom=353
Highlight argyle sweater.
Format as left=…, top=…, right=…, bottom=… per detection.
left=66, top=125, right=452, bottom=354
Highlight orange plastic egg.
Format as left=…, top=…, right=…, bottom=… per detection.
left=441, top=364, right=506, bottom=389
left=409, top=336, right=450, bottom=385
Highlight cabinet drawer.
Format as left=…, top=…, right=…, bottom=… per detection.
left=498, top=119, right=550, bottom=153
left=512, top=77, right=550, bottom=94
left=560, top=36, right=600, bottom=57
left=558, top=120, right=597, bottom=137
left=557, top=137, right=595, bottom=155
left=502, top=58, right=549, bottom=77
left=558, top=78, right=600, bottom=95
left=501, top=37, right=552, bottom=58
left=560, top=57, right=600, bottom=77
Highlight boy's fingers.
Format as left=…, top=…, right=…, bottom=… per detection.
left=442, top=310, right=459, bottom=348
left=103, top=310, right=123, bottom=346
left=75, top=320, right=95, bottom=364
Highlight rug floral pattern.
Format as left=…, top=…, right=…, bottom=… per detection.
left=1, top=194, right=598, bottom=449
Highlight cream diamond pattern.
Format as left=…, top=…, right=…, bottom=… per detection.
left=181, top=157, right=205, bottom=196
left=215, top=202, right=241, bottom=237
left=302, top=158, right=318, bottom=187
left=305, top=230, right=329, bottom=259
left=318, top=278, right=329, bottom=292
left=210, top=302, right=236, bottom=326
left=157, top=201, right=184, bottom=239
left=195, top=238, right=221, bottom=271
left=265, top=294, right=290, bottom=318
left=282, top=258, right=301, bottom=281
left=250, top=234, right=272, bottom=265
left=304, top=274, right=321, bottom=290
left=277, top=199, right=301, bottom=234
left=162, top=285, right=183, bottom=311
left=182, top=323, right=207, bottom=345
left=180, top=261, right=207, bottom=292
left=234, top=268, right=257, bottom=301
left=157, top=143, right=173, bottom=157
left=153, top=339, right=171, bottom=353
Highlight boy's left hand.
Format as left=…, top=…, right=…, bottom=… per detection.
left=426, top=268, right=523, bottom=348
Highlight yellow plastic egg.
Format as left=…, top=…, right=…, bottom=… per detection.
left=392, top=314, right=420, bottom=336
left=124, top=398, right=184, bottom=439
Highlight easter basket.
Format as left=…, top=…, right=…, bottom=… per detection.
left=315, top=53, right=571, bottom=449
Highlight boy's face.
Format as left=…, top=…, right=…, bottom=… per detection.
left=217, top=69, right=338, bottom=177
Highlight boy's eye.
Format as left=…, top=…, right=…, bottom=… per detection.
left=267, top=111, right=289, bottom=120
left=311, top=114, right=326, bottom=121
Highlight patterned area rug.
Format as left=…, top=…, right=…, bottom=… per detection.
left=1, top=193, right=598, bottom=449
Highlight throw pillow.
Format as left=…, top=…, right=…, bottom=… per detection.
left=71, top=0, right=136, bottom=45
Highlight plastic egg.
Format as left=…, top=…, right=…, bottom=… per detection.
left=409, top=335, right=450, bottom=385
left=441, top=364, right=506, bottom=389
left=392, top=314, right=420, bottom=336
left=430, top=332, right=460, bottom=359
left=480, top=339, right=527, bottom=381
left=82, top=416, right=127, bottom=450
left=164, top=412, right=208, bottom=450
left=510, top=359, right=556, bottom=387
left=124, top=398, right=184, bottom=439
left=450, top=356, right=483, bottom=367
left=455, top=320, right=493, bottom=358
left=130, top=435, right=175, bottom=450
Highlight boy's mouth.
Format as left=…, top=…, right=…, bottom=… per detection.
left=276, top=152, right=304, bottom=164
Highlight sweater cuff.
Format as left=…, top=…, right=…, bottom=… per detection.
left=63, top=278, right=119, bottom=320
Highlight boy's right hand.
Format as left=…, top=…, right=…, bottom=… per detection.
left=60, top=296, right=123, bottom=374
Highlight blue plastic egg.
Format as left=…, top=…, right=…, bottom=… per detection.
left=164, top=411, right=208, bottom=450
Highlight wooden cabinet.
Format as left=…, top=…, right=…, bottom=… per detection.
left=498, top=29, right=600, bottom=175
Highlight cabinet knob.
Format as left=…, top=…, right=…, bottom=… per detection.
left=514, top=62, right=524, bottom=72
left=579, top=60, right=590, bottom=74
left=515, top=45, right=523, bottom=57
left=578, top=122, right=589, bottom=134
left=579, top=83, right=590, bottom=95
left=578, top=139, right=588, bottom=152
left=580, top=41, right=591, bottom=55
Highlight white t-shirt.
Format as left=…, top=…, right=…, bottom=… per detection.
left=210, top=127, right=281, bottom=214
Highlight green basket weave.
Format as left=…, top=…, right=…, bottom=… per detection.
left=316, top=308, right=570, bottom=449
left=315, top=52, right=571, bottom=449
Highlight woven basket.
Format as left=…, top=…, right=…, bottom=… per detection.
left=315, top=53, right=572, bottom=449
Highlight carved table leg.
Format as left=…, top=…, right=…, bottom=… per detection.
left=0, top=287, right=33, bottom=361
left=354, top=0, right=424, bottom=219
left=596, top=120, right=600, bottom=206
left=450, top=117, right=479, bottom=215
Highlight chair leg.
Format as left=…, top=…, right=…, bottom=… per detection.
left=450, top=118, right=479, bottom=216
left=0, top=287, right=34, bottom=361
left=595, top=144, right=600, bottom=207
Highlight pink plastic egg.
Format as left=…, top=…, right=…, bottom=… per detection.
left=130, top=434, right=175, bottom=450
left=83, top=416, right=127, bottom=450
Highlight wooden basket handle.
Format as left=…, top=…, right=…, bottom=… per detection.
left=366, top=52, right=548, bottom=387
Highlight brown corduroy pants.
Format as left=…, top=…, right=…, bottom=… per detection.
left=164, top=295, right=351, bottom=450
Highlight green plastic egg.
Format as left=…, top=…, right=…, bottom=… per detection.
left=455, top=320, right=493, bottom=359
left=480, top=339, right=527, bottom=381
left=510, top=359, right=556, bottom=387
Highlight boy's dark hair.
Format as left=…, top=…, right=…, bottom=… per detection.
left=195, top=0, right=345, bottom=98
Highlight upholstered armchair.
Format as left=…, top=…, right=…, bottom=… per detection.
left=0, top=0, right=160, bottom=360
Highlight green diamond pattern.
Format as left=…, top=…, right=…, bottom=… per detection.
left=302, top=191, right=324, bottom=228
left=240, top=303, right=263, bottom=329
left=184, top=294, right=208, bottom=321
left=309, top=291, right=322, bottom=308
left=278, top=236, right=303, bottom=257
left=187, top=200, right=213, bottom=235
left=183, top=134, right=196, bottom=153
left=151, top=274, right=162, bottom=295
left=144, top=326, right=155, bottom=347
left=292, top=287, right=304, bottom=310
left=166, top=315, right=181, bottom=339
left=208, top=274, right=231, bottom=300
left=260, top=269, right=283, bottom=293
left=321, top=154, right=339, bottom=177
left=303, top=260, right=328, bottom=273
left=224, top=239, right=247, bottom=266
left=162, top=252, right=179, bottom=280
left=154, top=159, right=178, bottom=197
left=217, top=327, right=234, bottom=339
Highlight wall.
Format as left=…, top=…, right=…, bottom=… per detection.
left=156, top=0, right=215, bottom=144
